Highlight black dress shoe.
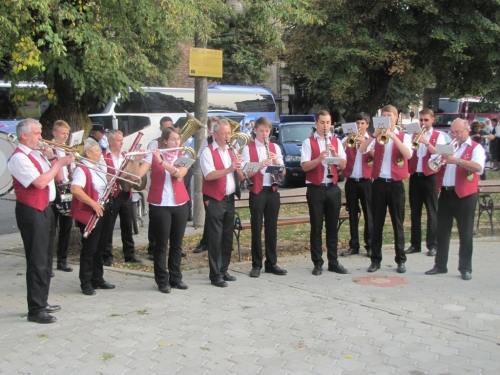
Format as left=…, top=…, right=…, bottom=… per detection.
left=181, top=251, right=187, bottom=258
left=170, top=281, right=189, bottom=290
left=328, top=263, right=349, bottom=274
left=404, top=246, right=421, bottom=254
left=397, top=263, right=406, bottom=273
left=46, top=304, right=61, bottom=313
left=367, top=262, right=381, bottom=272
left=159, top=285, right=171, bottom=293
left=103, top=258, right=113, bottom=267
left=461, top=271, right=472, bottom=281
left=427, top=248, right=437, bottom=257
left=265, top=265, right=287, bottom=275
left=193, top=244, right=208, bottom=253
left=211, top=279, right=228, bottom=288
left=340, top=248, right=359, bottom=256
left=249, top=267, right=261, bottom=278
left=124, top=256, right=142, bottom=263
left=27, top=312, right=57, bottom=324
left=57, top=262, right=73, bottom=272
left=425, top=266, right=447, bottom=275
left=92, top=281, right=116, bottom=289
left=82, top=288, right=96, bottom=296
left=223, top=272, right=236, bottom=281
left=312, top=265, right=323, bottom=276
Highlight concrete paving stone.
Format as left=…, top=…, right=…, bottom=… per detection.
left=225, top=328, right=254, bottom=338
left=309, top=364, right=345, bottom=375
left=407, top=350, right=438, bottom=362
left=482, top=369, right=500, bottom=375
left=203, top=334, right=230, bottom=345
left=245, top=317, right=271, bottom=327
left=338, top=327, right=368, bottom=337
left=398, top=342, right=430, bottom=352
left=0, top=360, right=34, bottom=373
left=391, top=332, right=423, bottom=344
left=225, top=336, right=256, bottom=347
left=385, top=356, right=417, bottom=368
left=230, top=361, right=262, bottom=374
left=304, top=351, right=342, bottom=365
left=175, top=351, right=209, bottom=367
left=254, top=355, right=287, bottom=368
left=281, top=359, right=314, bottom=372
left=253, top=347, right=283, bottom=358
left=255, top=366, right=289, bottom=375
left=437, top=353, right=470, bottom=366
left=226, top=345, right=256, bottom=355
left=469, top=359, right=500, bottom=369
left=199, top=358, right=235, bottom=372
left=128, top=349, right=162, bottom=360
left=315, top=324, right=342, bottom=334
left=363, top=363, right=397, bottom=374
left=428, top=344, right=459, bottom=356
left=97, top=363, right=133, bottom=375
left=364, top=330, right=394, bottom=341
left=178, top=338, right=210, bottom=349
left=417, top=359, right=452, bottom=373
left=348, top=344, right=378, bottom=356
left=108, top=337, right=139, bottom=349
left=458, top=347, right=492, bottom=360
left=228, top=353, right=259, bottom=364
left=335, top=358, right=367, bottom=371
left=269, top=327, right=298, bottom=337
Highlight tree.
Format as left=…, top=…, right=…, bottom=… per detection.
left=282, top=0, right=500, bottom=120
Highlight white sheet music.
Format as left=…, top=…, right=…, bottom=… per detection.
left=405, top=122, right=422, bottom=134
left=173, top=156, right=195, bottom=168
left=372, top=117, right=391, bottom=129
left=242, top=162, right=261, bottom=174
left=323, top=157, right=341, bottom=165
left=342, top=122, right=358, bottom=134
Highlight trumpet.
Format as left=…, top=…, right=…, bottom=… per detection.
left=7, top=132, right=142, bottom=186
left=428, top=139, right=460, bottom=171
left=346, top=131, right=361, bottom=148
left=377, top=128, right=389, bottom=145
left=226, top=140, right=253, bottom=188
left=412, top=126, right=425, bottom=150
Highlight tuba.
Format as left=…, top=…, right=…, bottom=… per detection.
left=179, top=111, right=206, bottom=145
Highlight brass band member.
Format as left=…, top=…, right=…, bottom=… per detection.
left=132, top=128, right=190, bottom=293
left=340, top=112, right=373, bottom=258
left=426, top=119, right=485, bottom=281
left=101, top=130, right=140, bottom=266
left=51, top=120, right=74, bottom=272
left=241, top=117, right=287, bottom=278
left=200, top=119, right=244, bottom=287
left=71, top=139, right=115, bottom=295
left=405, top=109, right=446, bottom=257
left=8, top=118, right=74, bottom=323
left=358, top=105, right=412, bottom=274
left=301, top=110, right=349, bottom=276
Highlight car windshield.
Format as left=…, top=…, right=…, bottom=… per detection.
left=280, top=124, right=315, bottom=143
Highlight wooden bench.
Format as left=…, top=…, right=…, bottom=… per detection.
left=233, top=187, right=355, bottom=261
left=477, top=180, right=500, bottom=236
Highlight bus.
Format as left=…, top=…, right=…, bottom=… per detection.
left=88, top=85, right=277, bottom=147
left=424, top=93, right=500, bottom=130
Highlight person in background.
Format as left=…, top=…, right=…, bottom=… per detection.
left=425, top=118, right=485, bottom=281
left=8, top=118, right=74, bottom=323
left=490, top=118, right=499, bottom=169
left=51, top=120, right=74, bottom=272
left=469, top=121, right=492, bottom=180
left=87, top=123, right=106, bottom=151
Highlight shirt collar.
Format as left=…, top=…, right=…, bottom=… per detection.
left=18, top=143, right=34, bottom=154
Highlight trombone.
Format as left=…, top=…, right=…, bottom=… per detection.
left=125, top=146, right=196, bottom=160
left=428, top=139, right=460, bottom=171
left=7, top=133, right=142, bottom=186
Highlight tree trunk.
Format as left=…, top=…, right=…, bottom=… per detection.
left=39, top=72, right=93, bottom=139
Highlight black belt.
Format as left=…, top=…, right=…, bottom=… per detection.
left=318, top=183, right=335, bottom=187
left=376, top=178, right=394, bottom=182
left=347, top=177, right=368, bottom=182
left=441, top=186, right=455, bottom=191
left=414, top=172, right=426, bottom=177
left=223, top=193, right=235, bottom=200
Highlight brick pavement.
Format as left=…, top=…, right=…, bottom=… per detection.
left=1, top=236, right=499, bottom=375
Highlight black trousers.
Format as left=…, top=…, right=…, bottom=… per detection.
left=184, top=167, right=194, bottom=216
left=102, top=191, right=135, bottom=260
left=345, top=178, right=373, bottom=251
left=77, top=205, right=110, bottom=289
left=204, top=194, right=235, bottom=281
left=306, top=184, right=341, bottom=267
left=51, top=205, right=73, bottom=263
left=435, top=189, right=477, bottom=273
left=198, top=212, right=209, bottom=248
left=149, top=203, right=188, bottom=288
left=371, top=179, right=407, bottom=264
left=409, top=173, right=438, bottom=251
left=249, top=187, right=280, bottom=269
left=16, top=202, right=55, bottom=316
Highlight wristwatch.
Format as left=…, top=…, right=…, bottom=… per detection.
left=457, top=160, right=462, bottom=167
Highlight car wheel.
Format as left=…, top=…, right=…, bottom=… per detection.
left=277, top=174, right=289, bottom=188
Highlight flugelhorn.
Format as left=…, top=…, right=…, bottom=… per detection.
left=346, top=131, right=361, bottom=148
left=428, top=139, right=460, bottom=171
left=412, top=125, right=426, bottom=150
left=377, top=128, right=389, bottom=145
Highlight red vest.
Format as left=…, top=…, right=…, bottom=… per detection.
left=306, top=135, right=339, bottom=185
left=147, top=154, right=189, bottom=205
left=103, top=149, right=130, bottom=198
left=409, top=130, right=440, bottom=176
left=342, top=144, right=373, bottom=179
left=248, top=141, right=278, bottom=194
left=202, top=144, right=236, bottom=201
left=70, top=165, right=99, bottom=224
left=372, top=132, right=409, bottom=181
left=11, top=148, right=50, bottom=211
left=436, top=142, right=480, bottom=198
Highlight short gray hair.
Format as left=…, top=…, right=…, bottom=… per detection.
left=107, top=129, right=123, bottom=141
left=16, top=118, right=40, bottom=140
left=212, top=119, right=230, bottom=134
left=83, top=138, right=100, bottom=155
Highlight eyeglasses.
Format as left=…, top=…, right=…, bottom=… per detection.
left=419, top=118, right=431, bottom=122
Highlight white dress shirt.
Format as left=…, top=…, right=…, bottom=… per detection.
left=241, top=139, right=284, bottom=187
left=8, top=143, right=57, bottom=202
left=72, top=160, right=108, bottom=200
left=441, top=138, right=486, bottom=187
left=143, top=152, right=179, bottom=207
left=341, top=133, right=370, bottom=179
left=200, top=142, right=236, bottom=195
left=301, top=132, right=347, bottom=184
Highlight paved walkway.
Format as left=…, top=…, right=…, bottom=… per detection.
left=1, top=231, right=499, bottom=374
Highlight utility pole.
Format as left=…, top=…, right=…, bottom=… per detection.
left=193, top=34, right=207, bottom=229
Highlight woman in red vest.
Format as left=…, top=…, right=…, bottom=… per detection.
left=131, top=127, right=190, bottom=293
left=71, top=139, right=115, bottom=296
